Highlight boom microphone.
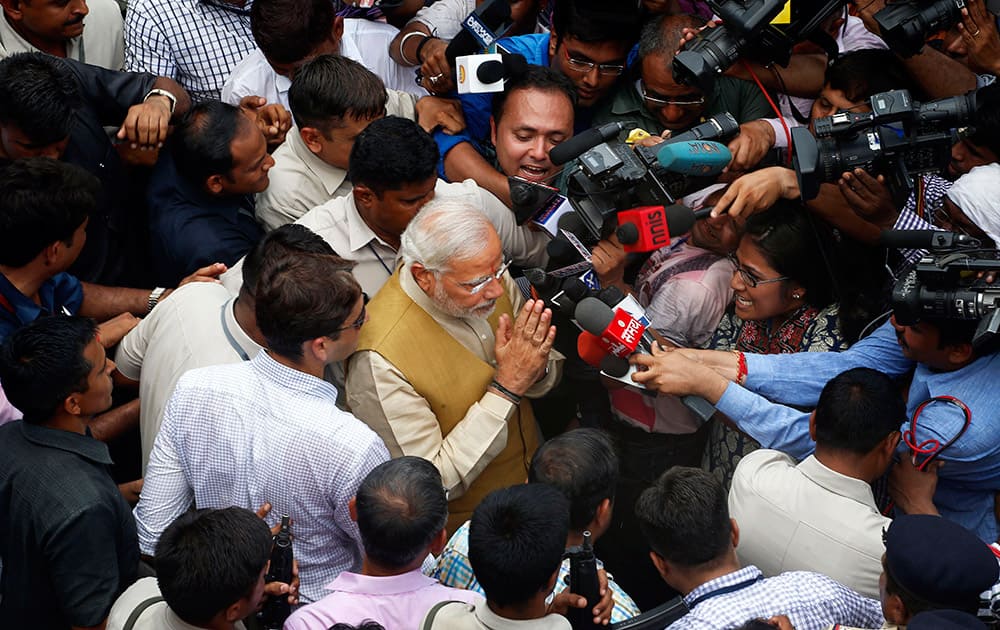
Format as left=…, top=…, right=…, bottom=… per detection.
left=878, top=229, right=981, bottom=250
left=550, top=121, right=635, bottom=166
left=655, top=141, right=733, bottom=176
left=616, top=205, right=697, bottom=253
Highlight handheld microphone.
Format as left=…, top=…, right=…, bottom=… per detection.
left=655, top=141, right=733, bottom=176
left=550, top=121, right=635, bottom=166
left=444, top=0, right=513, bottom=63
left=878, top=230, right=981, bottom=250
left=575, top=297, right=652, bottom=358
left=616, top=205, right=697, bottom=253
left=525, top=268, right=581, bottom=313
left=661, top=113, right=740, bottom=146
left=577, top=331, right=611, bottom=368
left=600, top=354, right=631, bottom=378
left=456, top=52, right=528, bottom=94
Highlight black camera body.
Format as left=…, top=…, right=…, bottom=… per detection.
left=792, top=89, right=977, bottom=200
left=565, top=141, right=689, bottom=242
left=875, top=0, right=1000, bottom=58
left=890, top=240, right=1000, bottom=353
left=673, top=0, right=849, bottom=92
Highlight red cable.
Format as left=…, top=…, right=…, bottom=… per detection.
left=740, top=60, right=792, bottom=166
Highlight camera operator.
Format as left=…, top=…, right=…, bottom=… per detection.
left=628, top=301, right=1000, bottom=544
left=936, top=163, right=1000, bottom=247
left=591, top=14, right=771, bottom=154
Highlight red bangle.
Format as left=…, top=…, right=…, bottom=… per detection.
left=735, top=351, right=748, bottom=386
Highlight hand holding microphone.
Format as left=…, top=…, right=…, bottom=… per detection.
left=492, top=299, right=556, bottom=401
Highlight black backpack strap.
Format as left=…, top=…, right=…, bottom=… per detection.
left=123, top=595, right=166, bottom=630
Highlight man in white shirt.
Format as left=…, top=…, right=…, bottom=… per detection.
left=222, top=116, right=548, bottom=297
left=0, top=0, right=123, bottom=69
left=728, top=367, right=906, bottom=599
left=134, top=249, right=390, bottom=604
left=221, top=0, right=422, bottom=109
left=255, top=54, right=416, bottom=232
left=115, top=224, right=333, bottom=472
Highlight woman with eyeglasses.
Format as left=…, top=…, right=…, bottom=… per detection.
left=702, top=201, right=847, bottom=488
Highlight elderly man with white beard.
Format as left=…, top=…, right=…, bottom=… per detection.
left=346, top=199, right=563, bottom=533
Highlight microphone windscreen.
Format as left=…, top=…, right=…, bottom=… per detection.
left=664, top=204, right=696, bottom=236
left=574, top=297, right=615, bottom=337
left=600, top=354, right=630, bottom=377
left=502, top=53, right=529, bottom=79
left=562, top=278, right=590, bottom=302
left=476, top=59, right=505, bottom=84
left=598, top=286, right=625, bottom=307
left=655, top=140, right=732, bottom=176
left=616, top=222, right=640, bottom=245
left=557, top=212, right=585, bottom=235
left=546, top=238, right=579, bottom=264
left=577, top=332, right=608, bottom=368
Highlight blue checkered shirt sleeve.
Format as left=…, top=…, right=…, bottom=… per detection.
left=669, top=567, right=884, bottom=630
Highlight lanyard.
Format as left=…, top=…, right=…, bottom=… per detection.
left=687, top=574, right=763, bottom=609
left=367, top=242, right=394, bottom=277
left=219, top=301, right=251, bottom=362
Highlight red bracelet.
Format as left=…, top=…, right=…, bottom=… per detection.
left=735, top=351, right=748, bottom=386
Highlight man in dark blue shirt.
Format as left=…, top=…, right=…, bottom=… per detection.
left=0, top=316, right=140, bottom=629
left=148, top=100, right=271, bottom=286
left=0, top=52, right=191, bottom=285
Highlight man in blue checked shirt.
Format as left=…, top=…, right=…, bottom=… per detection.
left=632, top=313, right=1000, bottom=545
left=635, top=467, right=884, bottom=630
left=430, top=428, right=640, bottom=624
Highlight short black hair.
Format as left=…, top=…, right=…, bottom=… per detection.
left=0, top=158, right=98, bottom=267
left=155, top=508, right=271, bottom=625
left=355, top=457, right=449, bottom=569
left=251, top=0, right=335, bottom=65
left=528, top=428, right=617, bottom=532
left=551, top=0, right=641, bottom=47
left=241, top=224, right=335, bottom=296
left=254, top=252, right=361, bottom=359
left=635, top=467, right=732, bottom=567
left=638, top=13, right=705, bottom=63
left=969, top=82, right=1000, bottom=157
left=813, top=368, right=904, bottom=454
left=329, top=623, right=386, bottom=630
left=347, top=116, right=438, bottom=196
left=0, top=52, right=81, bottom=146
left=825, top=49, right=912, bottom=103
left=171, top=100, right=246, bottom=186
left=491, top=65, right=577, bottom=123
left=469, top=484, right=569, bottom=608
left=0, top=316, right=97, bottom=424
left=289, top=55, right=387, bottom=135
left=744, top=201, right=837, bottom=310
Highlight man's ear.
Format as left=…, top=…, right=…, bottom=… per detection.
left=348, top=497, right=358, bottom=523
left=42, top=241, right=62, bottom=267
left=429, top=527, right=448, bottom=556
left=224, top=598, right=246, bottom=623
left=808, top=411, right=818, bottom=442
left=649, top=550, right=670, bottom=581
left=331, top=15, right=345, bottom=41
left=548, top=31, right=559, bottom=59
left=411, top=262, right=435, bottom=294
left=63, top=392, right=83, bottom=416
left=1, top=0, right=23, bottom=20
left=353, top=184, right=376, bottom=211
left=883, top=592, right=909, bottom=625
left=945, top=342, right=974, bottom=367
left=300, top=127, right=325, bottom=155
left=205, top=174, right=225, bottom=195
left=730, top=518, right=740, bottom=549
left=490, top=116, right=498, bottom=148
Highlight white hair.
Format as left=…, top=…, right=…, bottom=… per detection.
left=399, top=199, right=496, bottom=272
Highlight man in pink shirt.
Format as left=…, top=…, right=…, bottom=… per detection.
left=283, top=457, right=480, bottom=630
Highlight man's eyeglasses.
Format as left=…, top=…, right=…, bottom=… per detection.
left=335, top=293, right=369, bottom=332
left=639, top=80, right=705, bottom=109
left=456, top=258, right=512, bottom=295
left=563, top=48, right=625, bottom=76
left=727, top=255, right=788, bottom=288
